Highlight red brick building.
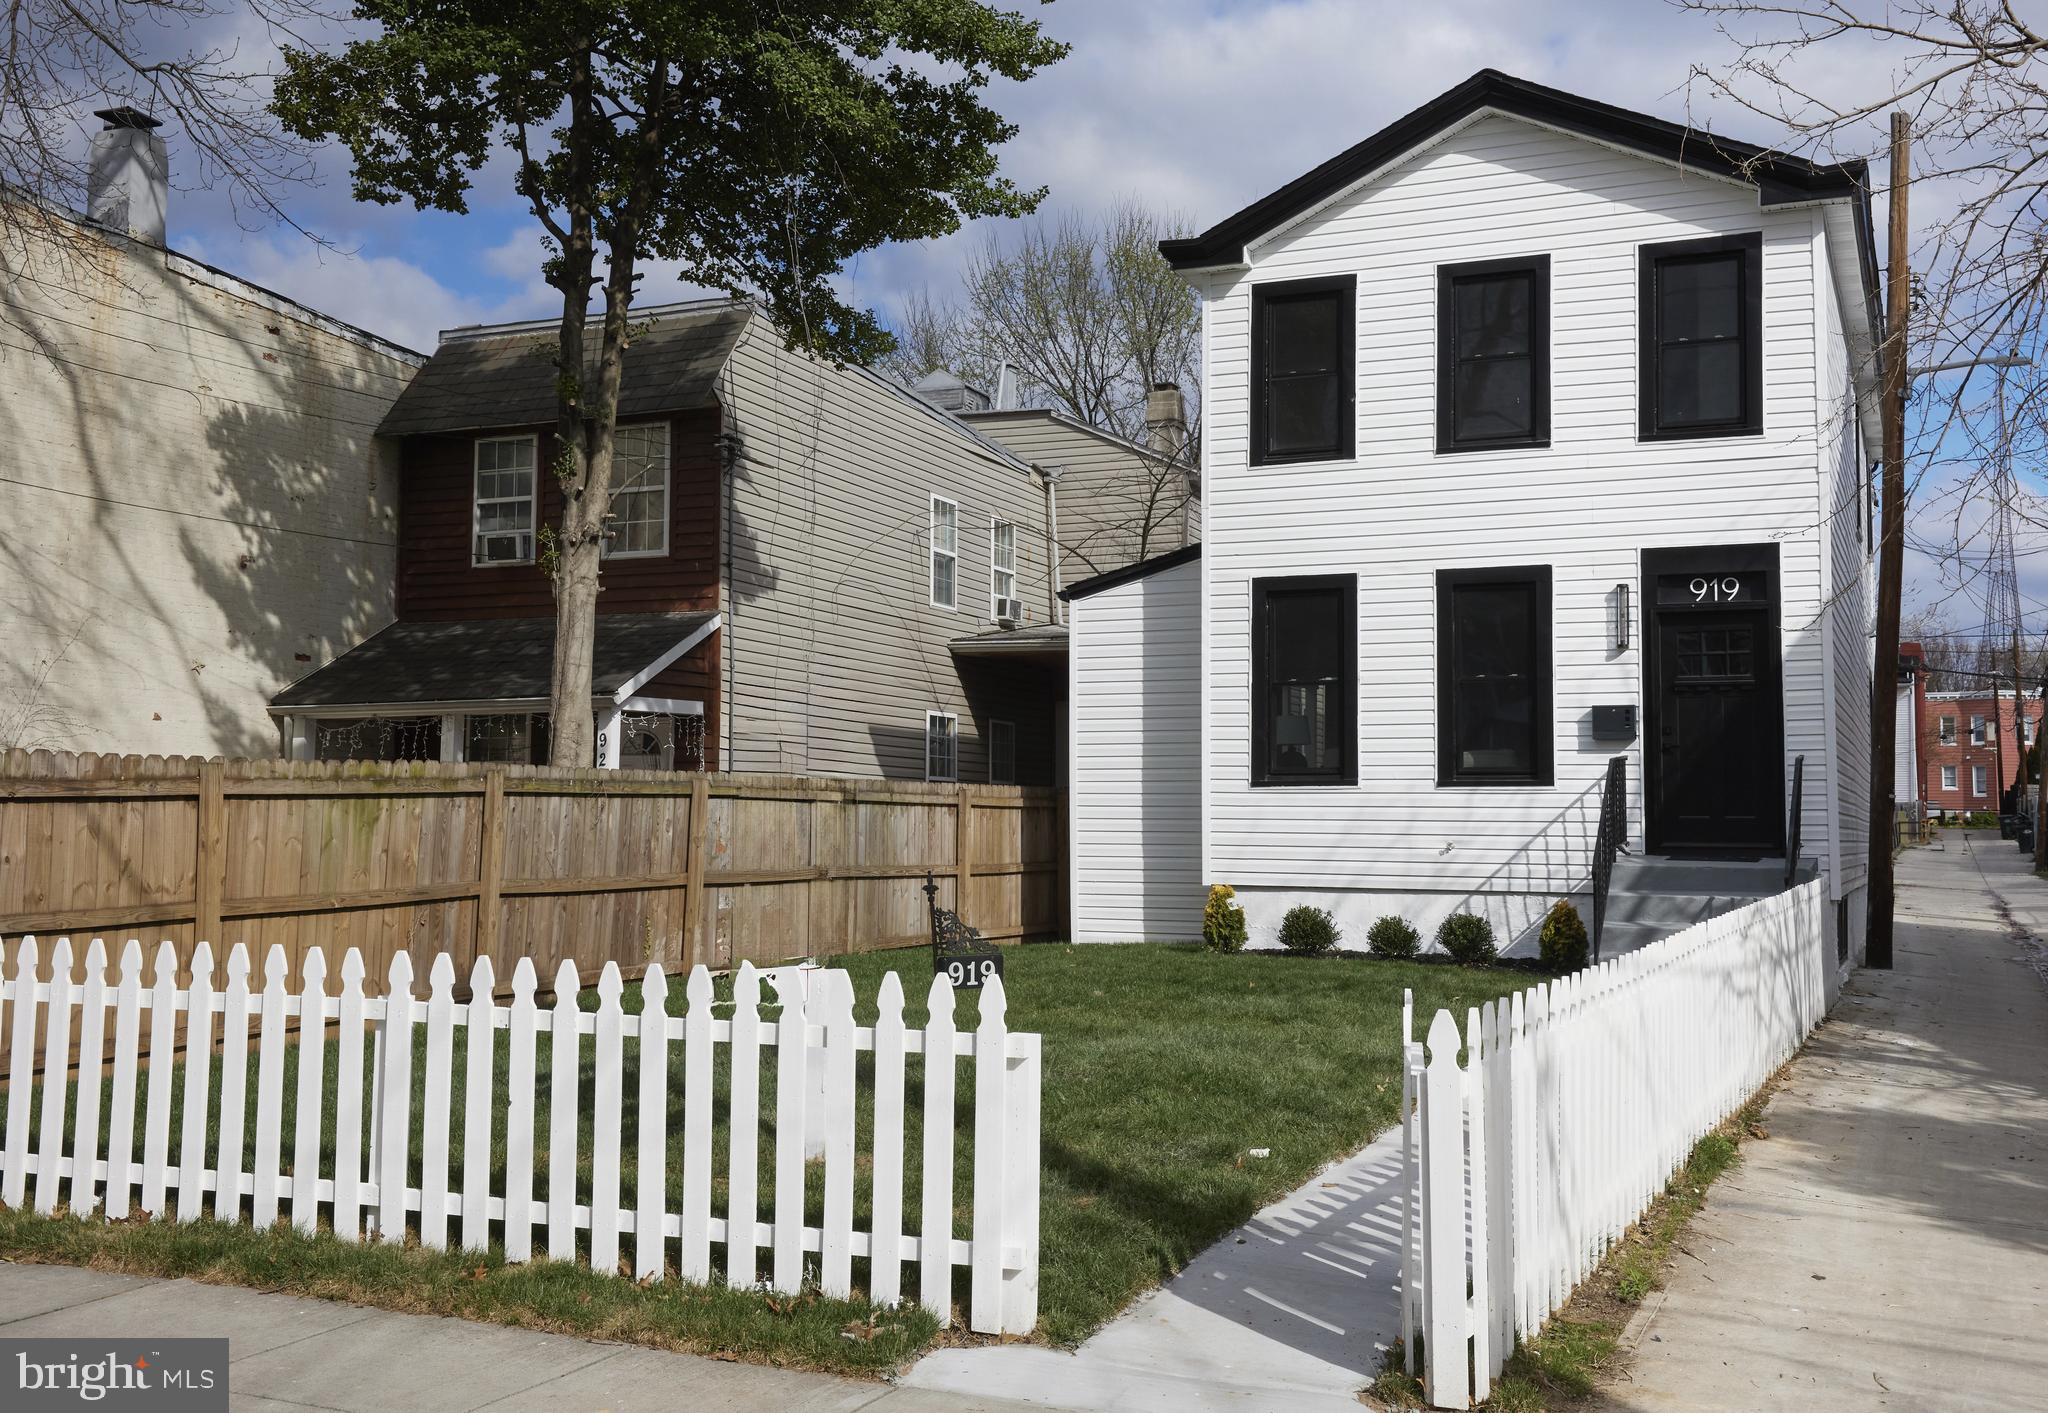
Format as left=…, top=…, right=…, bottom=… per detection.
left=1920, top=688, right=2044, bottom=816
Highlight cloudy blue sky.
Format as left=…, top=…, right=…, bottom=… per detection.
left=128, top=0, right=2048, bottom=634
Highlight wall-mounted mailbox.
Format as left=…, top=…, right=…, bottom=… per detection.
left=1591, top=704, right=1637, bottom=741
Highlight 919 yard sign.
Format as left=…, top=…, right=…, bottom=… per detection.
left=938, top=951, right=1003, bottom=989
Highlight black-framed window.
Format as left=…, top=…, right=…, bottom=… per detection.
left=1437, top=566, right=1552, bottom=786
left=1252, top=574, right=1356, bottom=786
left=1251, top=276, right=1355, bottom=465
left=1437, top=255, right=1549, bottom=451
left=1639, top=233, right=1763, bottom=440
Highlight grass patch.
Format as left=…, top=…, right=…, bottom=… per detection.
left=1, top=943, right=1524, bottom=1367
left=0, top=1205, right=934, bottom=1372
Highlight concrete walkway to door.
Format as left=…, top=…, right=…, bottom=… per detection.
left=1602, top=833, right=2048, bottom=1411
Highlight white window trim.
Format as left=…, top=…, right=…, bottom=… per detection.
left=473, top=434, right=538, bottom=566
left=1941, top=764, right=1958, bottom=791
left=1971, top=715, right=1986, bottom=745
left=604, top=420, right=671, bottom=560
left=1972, top=764, right=1989, bottom=797
left=930, top=494, right=959, bottom=610
left=1939, top=716, right=1956, bottom=745
left=925, top=710, right=958, bottom=782
left=989, top=516, right=1018, bottom=622
left=988, top=717, right=1016, bottom=784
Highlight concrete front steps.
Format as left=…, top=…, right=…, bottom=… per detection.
left=1596, top=854, right=1818, bottom=957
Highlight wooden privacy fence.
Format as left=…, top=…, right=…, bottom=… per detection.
left=1397, top=881, right=1828, bottom=1408
left=0, top=751, right=1065, bottom=990
left=0, top=936, right=1042, bottom=1334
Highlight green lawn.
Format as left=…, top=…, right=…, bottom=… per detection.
left=0, top=943, right=1524, bottom=1368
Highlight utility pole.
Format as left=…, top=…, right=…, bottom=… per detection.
left=1866, top=111, right=1910, bottom=971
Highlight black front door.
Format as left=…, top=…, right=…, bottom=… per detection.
left=1644, top=546, right=1785, bottom=854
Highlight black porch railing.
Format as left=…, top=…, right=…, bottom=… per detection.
left=1590, top=755, right=1627, bottom=961
left=1785, top=754, right=1805, bottom=888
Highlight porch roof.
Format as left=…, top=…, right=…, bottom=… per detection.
left=270, top=612, right=717, bottom=711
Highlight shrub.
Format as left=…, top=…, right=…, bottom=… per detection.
left=1435, top=911, right=1498, bottom=965
left=1203, top=884, right=1247, bottom=953
left=1538, top=899, right=1589, bottom=973
left=1366, top=914, right=1421, bottom=959
left=1278, top=905, right=1340, bottom=956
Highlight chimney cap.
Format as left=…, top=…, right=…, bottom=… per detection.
left=94, top=106, right=162, bottom=132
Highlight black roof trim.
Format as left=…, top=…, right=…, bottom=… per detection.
left=1160, top=69, right=1870, bottom=270
left=1060, top=543, right=1202, bottom=602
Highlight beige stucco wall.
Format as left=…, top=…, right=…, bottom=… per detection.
left=0, top=210, right=421, bottom=758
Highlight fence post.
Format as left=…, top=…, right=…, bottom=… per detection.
left=1002, top=1029, right=1042, bottom=1334
left=683, top=775, right=710, bottom=967
left=1399, top=988, right=1417, bottom=1371
left=955, top=786, right=974, bottom=917
left=195, top=760, right=226, bottom=947
left=1421, top=1008, right=1468, bottom=1409
left=474, top=769, right=506, bottom=968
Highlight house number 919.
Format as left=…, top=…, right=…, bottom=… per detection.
left=945, top=958, right=1000, bottom=988
left=1690, top=576, right=1742, bottom=604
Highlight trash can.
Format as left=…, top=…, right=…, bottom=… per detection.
left=2000, top=813, right=2018, bottom=839
left=2019, top=818, right=2035, bottom=853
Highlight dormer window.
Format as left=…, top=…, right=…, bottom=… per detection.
left=1251, top=275, right=1354, bottom=465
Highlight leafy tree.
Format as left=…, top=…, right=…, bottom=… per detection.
left=275, top=0, right=1066, bottom=766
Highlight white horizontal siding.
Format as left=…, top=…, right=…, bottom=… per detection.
left=1201, top=113, right=1835, bottom=899
left=1070, top=559, right=1203, bottom=941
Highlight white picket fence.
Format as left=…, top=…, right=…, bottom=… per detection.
left=1397, top=880, right=1828, bottom=1407
left=0, top=937, right=1041, bottom=1335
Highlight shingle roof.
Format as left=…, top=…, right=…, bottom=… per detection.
left=271, top=613, right=716, bottom=709
left=378, top=304, right=750, bottom=437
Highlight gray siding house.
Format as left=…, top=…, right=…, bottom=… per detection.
left=275, top=300, right=1079, bottom=785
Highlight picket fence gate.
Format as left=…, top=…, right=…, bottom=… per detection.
left=0, top=937, right=1041, bottom=1335
left=1398, top=880, right=1828, bottom=1407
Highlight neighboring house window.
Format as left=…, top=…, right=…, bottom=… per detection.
left=1971, top=715, right=1986, bottom=745
left=466, top=713, right=549, bottom=765
left=1639, top=233, right=1763, bottom=440
left=1437, top=255, right=1549, bottom=451
left=605, top=422, right=670, bottom=558
left=1942, top=764, right=1958, bottom=791
left=988, top=719, right=1016, bottom=785
left=474, top=435, right=537, bottom=564
left=990, top=519, right=1018, bottom=618
left=314, top=716, right=441, bottom=762
left=1251, top=574, right=1357, bottom=786
left=926, top=711, right=958, bottom=781
left=1437, top=566, right=1553, bottom=786
left=2026, top=714, right=2037, bottom=746
left=1251, top=275, right=1355, bottom=465
left=930, top=495, right=958, bottom=608
left=1939, top=715, right=1956, bottom=745
left=1973, top=764, right=1989, bottom=797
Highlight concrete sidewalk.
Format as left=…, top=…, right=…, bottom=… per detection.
left=0, top=1261, right=1070, bottom=1412
left=1604, top=834, right=2048, bottom=1411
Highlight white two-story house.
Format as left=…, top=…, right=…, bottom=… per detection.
left=1067, top=71, right=1879, bottom=962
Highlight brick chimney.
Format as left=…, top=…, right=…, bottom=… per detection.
left=87, top=106, right=168, bottom=245
left=1144, top=382, right=1188, bottom=461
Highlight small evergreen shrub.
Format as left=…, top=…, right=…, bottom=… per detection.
left=1538, top=899, right=1589, bottom=973
left=1278, top=905, right=1340, bottom=956
left=1435, top=911, right=1498, bottom=965
left=1366, top=914, right=1421, bottom=959
left=1203, top=883, right=1247, bottom=953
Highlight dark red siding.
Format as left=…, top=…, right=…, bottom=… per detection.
left=398, top=408, right=723, bottom=621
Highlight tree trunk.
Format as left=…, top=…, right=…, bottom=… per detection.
left=546, top=50, right=601, bottom=768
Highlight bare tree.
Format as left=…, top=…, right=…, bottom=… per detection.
left=0, top=0, right=332, bottom=284
left=886, top=200, right=1203, bottom=568
left=1682, top=2, right=2048, bottom=554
